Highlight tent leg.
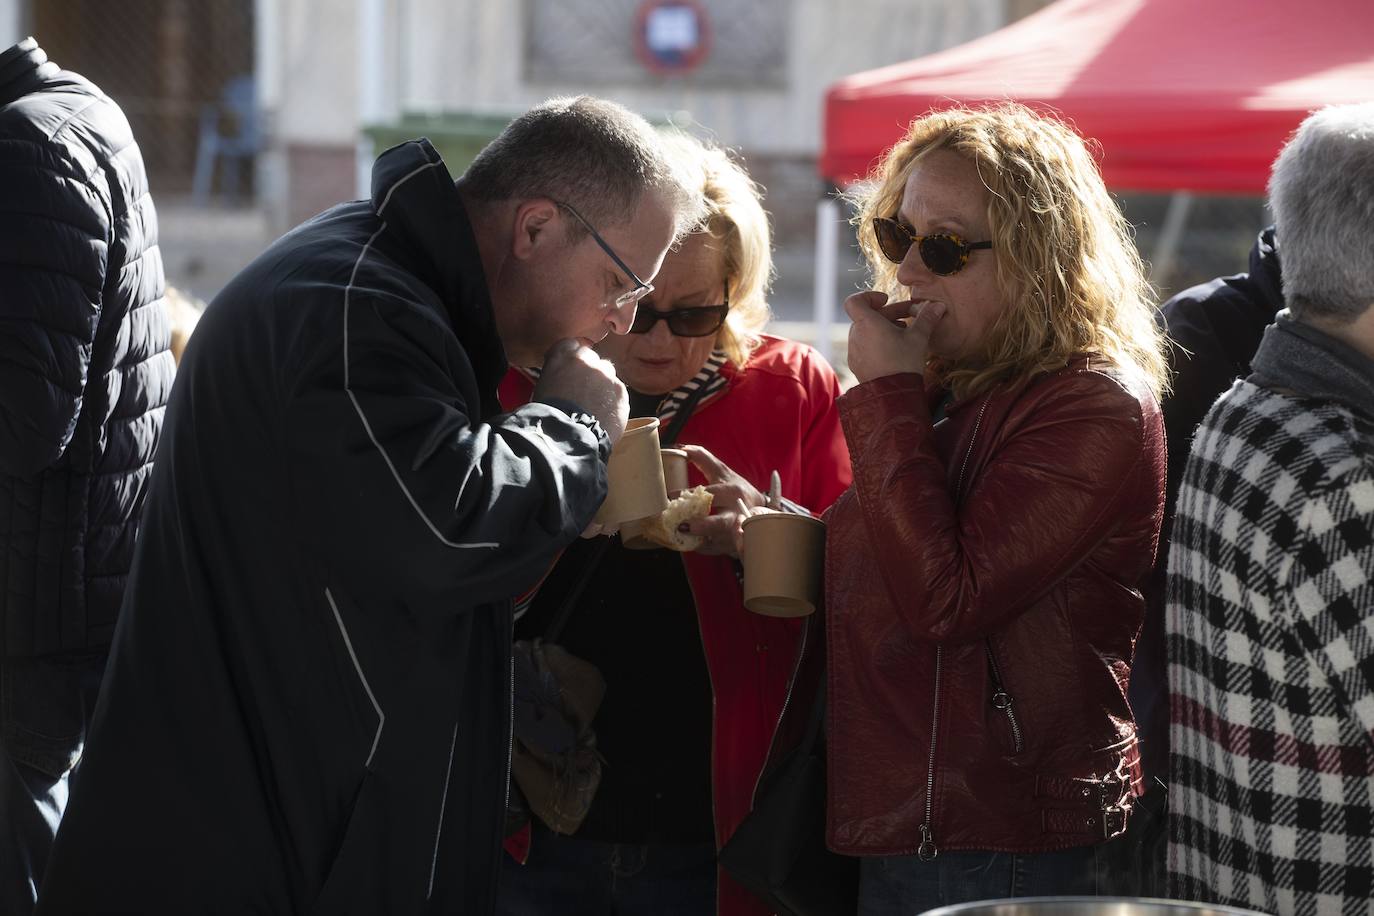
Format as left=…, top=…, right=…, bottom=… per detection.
left=813, top=197, right=841, bottom=363
left=1151, top=190, right=1193, bottom=289
left=356, top=0, right=388, bottom=198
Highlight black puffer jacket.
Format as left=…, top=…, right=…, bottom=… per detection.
left=0, top=38, right=172, bottom=657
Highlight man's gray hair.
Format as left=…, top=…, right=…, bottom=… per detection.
left=463, top=95, right=704, bottom=241
left=1268, top=102, right=1374, bottom=322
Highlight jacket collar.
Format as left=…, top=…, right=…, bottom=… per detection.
left=0, top=38, right=59, bottom=108
left=653, top=350, right=731, bottom=424
left=1250, top=310, right=1374, bottom=420
left=368, top=139, right=507, bottom=401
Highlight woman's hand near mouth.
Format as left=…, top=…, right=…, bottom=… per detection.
left=843, top=290, right=947, bottom=383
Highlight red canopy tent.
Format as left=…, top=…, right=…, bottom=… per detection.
left=820, top=0, right=1374, bottom=192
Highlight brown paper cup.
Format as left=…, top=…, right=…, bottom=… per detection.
left=619, top=514, right=653, bottom=550
left=660, top=449, right=690, bottom=493
left=622, top=448, right=692, bottom=549
left=741, top=513, right=826, bottom=617
left=594, top=417, right=669, bottom=525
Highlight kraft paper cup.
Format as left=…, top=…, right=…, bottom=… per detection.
left=741, top=513, right=826, bottom=617
left=622, top=448, right=693, bottom=549
left=619, top=516, right=652, bottom=549
left=660, top=449, right=690, bottom=493
left=594, top=417, right=669, bottom=526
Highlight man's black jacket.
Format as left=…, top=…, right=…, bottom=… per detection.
left=40, top=140, right=609, bottom=914
left=1160, top=226, right=1283, bottom=509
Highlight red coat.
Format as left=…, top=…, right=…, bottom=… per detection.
left=824, top=357, right=1165, bottom=857
left=501, top=336, right=852, bottom=915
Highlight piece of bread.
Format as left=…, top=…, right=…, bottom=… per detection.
left=641, top=486, right=714, bottom=552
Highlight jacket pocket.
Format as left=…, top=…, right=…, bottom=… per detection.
left=0, top=656, right=102, bottom=779
left=312, top=772, right=382, bottom=915
left=984, top=641, right=1025, bottom=757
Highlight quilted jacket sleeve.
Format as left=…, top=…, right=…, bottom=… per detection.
left=839, top=369, right=1151, bottom=644
left=0, top=137, right=111, bottom=476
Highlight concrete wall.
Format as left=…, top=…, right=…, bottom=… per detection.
left=259, top=0, right=1007, bottom=239
left=394, top=0, right=1003, bottom=157
left=257, top=0, right=365, bottom=226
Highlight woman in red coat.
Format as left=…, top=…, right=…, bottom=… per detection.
left=498, top=140, right=851, bottom=916
left=825, top=103, right=1170, bottom=913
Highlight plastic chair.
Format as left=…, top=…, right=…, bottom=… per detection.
left=191, top=75, right=260, bottom=205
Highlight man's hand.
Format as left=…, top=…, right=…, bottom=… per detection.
left=843, top=291, right=946, bottom=384
left=533, top=339, right=629, bottom=445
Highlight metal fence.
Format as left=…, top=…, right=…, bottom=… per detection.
left=27, top=0, right=255, bottom=200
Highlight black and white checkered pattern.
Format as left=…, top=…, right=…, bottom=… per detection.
left=1167, top=378, right=1374, bottom=915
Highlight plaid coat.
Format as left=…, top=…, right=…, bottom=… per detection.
left=1167, top=319, right=1374, bottom=915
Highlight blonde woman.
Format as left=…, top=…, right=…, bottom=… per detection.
left=823, top=103, right=1169, bottom=912
left=498, top=140, right=851, bottom=916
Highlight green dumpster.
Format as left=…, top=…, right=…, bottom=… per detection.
left=362, top=111, right=518, bottom=178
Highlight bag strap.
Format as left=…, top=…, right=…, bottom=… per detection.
left=799, top=657, right=827, bottom=754
left=543, top=541, right=611, bottom=643
left=543, top=377, right=717, bottom=642
left=658, top=377, right=711, bottom=447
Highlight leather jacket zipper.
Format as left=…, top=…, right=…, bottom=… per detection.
left=918, top=645, right=942, bottom=861
left=985, top=641, right=1024, bottom=754
left=917, top=393, right=990, bottom=860
left=954, top=396, right=991, bottom=498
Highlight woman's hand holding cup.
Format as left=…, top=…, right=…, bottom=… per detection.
left=677, top=444, right=767, bottom=558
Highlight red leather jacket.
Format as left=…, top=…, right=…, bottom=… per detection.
left=824, top=357, right=1165, bottom=857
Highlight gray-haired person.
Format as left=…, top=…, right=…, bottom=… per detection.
left=1168, top=103, right=1374, bottom=915
left=38, top=96, right=705, bottom=915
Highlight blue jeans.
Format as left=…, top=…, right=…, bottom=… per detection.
left=498, top=824, right=716, bottom=916
left=1, top=655, right=105, bottom=916
left=859, top=844, right=1102, bottom=915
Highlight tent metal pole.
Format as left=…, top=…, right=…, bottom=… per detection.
left=1, top=2, right=20, bottom=46
left=813, top=197, right=840, bottom=363
left=1151, top=190, right=1194, bottom=291
left=357, top=0, right=389, bottom=199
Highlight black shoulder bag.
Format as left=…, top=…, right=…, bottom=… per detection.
left=719, top=667, right=859, bottom=915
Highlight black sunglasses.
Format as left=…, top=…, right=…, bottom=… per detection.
left=629, top=281, right=730, bottom=338
left=554, top=200, right=654, bottom=309
left=872, top=217, right=992, bottom=276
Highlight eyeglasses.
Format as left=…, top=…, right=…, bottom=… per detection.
left=872, top=217, right=992, bottom=276
left=629, top=281, right=730, bottom=338
left=555, top=201, right=654, bottom=309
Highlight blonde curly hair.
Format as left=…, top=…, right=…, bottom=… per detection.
left=669, top=136, right=773, bottom=366
left=854, top=103, right=1169, bottom=401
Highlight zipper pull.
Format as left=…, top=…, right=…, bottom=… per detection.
left=992, top=690, right=1012, bottom=710
left=918, top=824, right=938, bottom=861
